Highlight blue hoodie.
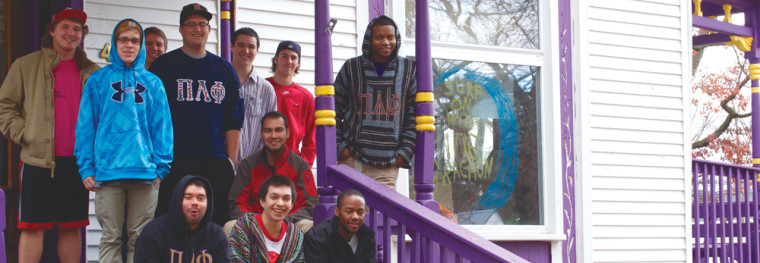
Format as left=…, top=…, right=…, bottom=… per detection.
left=75, top=18, right=173, bottom=182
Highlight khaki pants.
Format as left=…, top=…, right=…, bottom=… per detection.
left=223, top=218, right=314, bottom=237
left=339, top=156, right=399, bottom=190
left=95, top=182, right=158, bottom=263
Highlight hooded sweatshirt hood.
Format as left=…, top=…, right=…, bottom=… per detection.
left=110, top=18, right=146, bottom=70
left=361, top=15, right=401, bottom=61
left=168, top=175, right=214, bottom=232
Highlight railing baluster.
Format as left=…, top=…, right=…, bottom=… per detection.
left=383, top=214, right=391, bottom=263
left=743, top=169, right=751, bottom=262
left=438, top=245, right=450, bottom=263
left=735, top=168, right=743, bottom=262
left=719, top=165, right=727, bottom=262
left=455, top=253, right=463, bottom=263
left=701, top=162, right=709, bottom=261
left=397, top=224, right=406, bottom=263
left=693, top=161, right=702, bottom=262
left=751, top=170, right=760, bottom=263
left=724, top=168, right=739, bottom=262
left=412, top=232, right=421, bottom=263
left=710, top=164, right=718, bottom=259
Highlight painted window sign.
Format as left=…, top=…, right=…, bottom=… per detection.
left=406, top=0, right=543, bottom=225
left=431, top=59, right=541, bottom=225
left=405, top=0, right=539, bottom=49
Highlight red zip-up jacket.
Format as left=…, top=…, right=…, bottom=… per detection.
left=228, top=147, right=318, bottom=223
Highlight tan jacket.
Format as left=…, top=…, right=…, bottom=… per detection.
left=0, top=45, right=99, bottom=169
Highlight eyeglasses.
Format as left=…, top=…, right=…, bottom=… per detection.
left=117, top=37, right=140, bottom=45
left=182, top=22, right=209, bottom=28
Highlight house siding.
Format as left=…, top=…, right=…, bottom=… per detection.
left=582, top=0, right=691, bottom=261
left=236, top=0, right=360, bottom=92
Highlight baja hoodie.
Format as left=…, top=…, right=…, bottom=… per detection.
left=228, top=212, right=305, bottom=262
left=228, top=147, right=317, bottom=223
left=334, top=15, right=417, bottom=168
left=134, top=175, right=229, bottom=263
left=303, top=216, right=377, bottom=263
left=266, top=78, right=316, bottom=167
left=75, top=19, right=173, bottom=181
left=149, top=47, right=244, bottom=159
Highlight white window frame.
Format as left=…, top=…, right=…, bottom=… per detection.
left=386, top=0, right=563, bottom=242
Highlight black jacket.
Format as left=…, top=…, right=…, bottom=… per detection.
left=303, top=216, right=377, bottom=263
left=134, top=175, right=229, bottom=263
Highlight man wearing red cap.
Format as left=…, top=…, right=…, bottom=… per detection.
left=0, top=7, right=99, bottom=263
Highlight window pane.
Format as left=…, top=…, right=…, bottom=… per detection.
left=431, top=59, right=541, bottom=225
left=405, top=0, right=539, bottom=49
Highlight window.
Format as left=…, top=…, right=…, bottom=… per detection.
left=401, top=0, right=554, bottom=228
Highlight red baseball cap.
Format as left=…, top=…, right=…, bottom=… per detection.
left=51, top=7, right=87, bottom=25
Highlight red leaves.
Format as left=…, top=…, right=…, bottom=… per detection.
left=692, top=59, right=752, bottom=165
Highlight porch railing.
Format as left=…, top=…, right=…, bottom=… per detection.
left=692, top=159, right=760, bottom=262
left=322, top=164, right=528, bottom=263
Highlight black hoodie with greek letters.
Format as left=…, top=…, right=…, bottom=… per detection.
left=134, top=175, right=229, bottom=263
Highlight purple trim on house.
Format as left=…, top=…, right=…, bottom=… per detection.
left=369, top=0, right=384, bottom=18
left=701, top=0, right=756, bottom=10
left=220, top=0, right=231, bottom=61
left=494, top=241, right=551, bottom=263
left=746, top=12, right=760, bottom=164
left=693, top=15, right=753, bottom=36
left=415, top=102, right=434, bottom=116
left=413, top=0, right=438, bottom=212
left=693, top=34, right=732, bottom=46
left=700, top=3, right=749, bottom=17
left=744, top=10, right=760, bottom=61
left=559, top=0, right=576, bottom=262
left=752, top=59, right=760, bottom=169
left=315, top=96, right=335, bottom=110
left=313, top=0, right=338, bottom=224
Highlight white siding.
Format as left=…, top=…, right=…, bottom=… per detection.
left=82, top=1, right=220, bottom=261
left=581, top=0, right=691, bottom=262
left=236, top=0, right=361, bottom=93
left=83, top=0, right=220, bottom=68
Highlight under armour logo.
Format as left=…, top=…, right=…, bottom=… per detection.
left=111, top=81, right=146, bottom=103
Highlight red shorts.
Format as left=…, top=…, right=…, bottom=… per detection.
left=18, top=156, right=90, bottom=229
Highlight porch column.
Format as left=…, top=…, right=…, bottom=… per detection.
left=751, top=60, right=760, bottom=169
left=220, top=0, right=232, bottom=61
left=313, top=0, right=338, bottom=224
left=747, top=10, right=760, bottom=172
left=413, top=0, right=439, bottom=212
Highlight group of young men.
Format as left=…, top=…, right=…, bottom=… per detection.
left=0, top=2, right=416, bottom=263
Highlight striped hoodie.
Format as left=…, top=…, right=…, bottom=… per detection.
left=334, top=15, right=417, bottom=167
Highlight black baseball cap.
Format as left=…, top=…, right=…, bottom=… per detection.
left=180, top=3, right=212, bottom=25
left=276, top=41, right=301, bottom=58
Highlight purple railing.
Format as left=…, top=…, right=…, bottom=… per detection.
left=692, top=159, right=760, bottom=262
left=325, top=164, right=529, bottom=263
